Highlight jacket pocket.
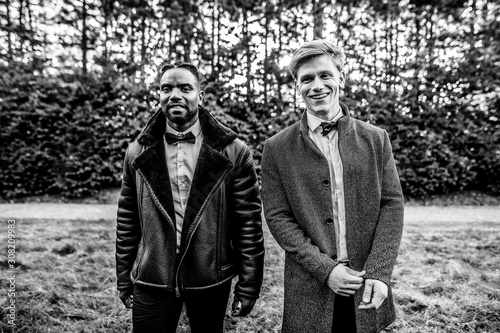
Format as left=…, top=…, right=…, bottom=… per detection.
left=220, top=262, right=236, bottom=277
left=132, top=241, right=145, bottom=282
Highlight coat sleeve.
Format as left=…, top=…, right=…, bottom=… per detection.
left=229, top=143, right=265, bottom=300
left=363, top=130, right=404, bottom=285
left=261, top=140, right=338, bottom=284
left=115, top=143, right=142, bottom=297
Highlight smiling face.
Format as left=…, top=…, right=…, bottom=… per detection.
left=159, top=67, right=204, bottom=132
left=296, top=54, right=345, bottom=120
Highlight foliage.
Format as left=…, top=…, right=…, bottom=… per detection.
left=0, top=71, right=152, bottom=198
left=1, top=68, right=499, bottom=199
left=1, top=0, right=499, bottom=199
left=344, top=88, right=500, bottom=197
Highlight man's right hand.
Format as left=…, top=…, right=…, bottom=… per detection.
left=120, top=292, right=134, bottom=309
left=326, top=264, right=365, bottom=296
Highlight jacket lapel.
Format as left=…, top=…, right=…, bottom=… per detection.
left=181, top=142, right=233, bottom=247
left=180, top=107, right=237, bottom=247
left=131, top=140, right=176, bottom=223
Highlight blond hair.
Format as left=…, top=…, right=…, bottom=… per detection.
left=288, top=39, right=345, bottom=79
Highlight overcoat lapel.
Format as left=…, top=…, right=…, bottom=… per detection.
left=298, top=111, right=324, bottom=158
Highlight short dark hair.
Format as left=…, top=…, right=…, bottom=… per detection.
left=288, top=39, right=345, bottom=80
left=159, top=62, right=201, bottom=83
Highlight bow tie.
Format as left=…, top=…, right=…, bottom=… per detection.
left=165, top=131, right=196, bottom=144
left=319, top=121, right=338, bottom=136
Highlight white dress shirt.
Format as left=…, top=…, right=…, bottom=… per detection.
left=306, top=110, right=348, bottom=262
left=164, top=119, right=203, bottom=253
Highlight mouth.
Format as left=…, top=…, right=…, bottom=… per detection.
left=309, top=93, right=329, bottom=100
left=168, top=104, right=187, bottom=111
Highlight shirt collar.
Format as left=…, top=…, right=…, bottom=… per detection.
left=165, top=117, right=202, bottom=138
left=306, top=109, right=344, bottom=133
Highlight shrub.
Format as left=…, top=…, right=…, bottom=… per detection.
left=0, top=72, right=152, bottom=198
left=1, top=72, right=498, bottom=199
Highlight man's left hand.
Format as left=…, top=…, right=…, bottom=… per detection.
left=358, top=279, right=388, bottom=310
left=231, top=295, right=256, bottom=317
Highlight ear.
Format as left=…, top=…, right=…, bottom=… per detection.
left=295, top=80, right=301, bottom=96
left=198, top=90, right=205, bottom=103
left=339, top=72, right=346, bottom=89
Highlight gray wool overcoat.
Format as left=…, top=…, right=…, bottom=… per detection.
left=261, top=104, right=404, bottom=333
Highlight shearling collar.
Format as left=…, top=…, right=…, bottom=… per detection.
left=137, top=105, right=237, bottom=150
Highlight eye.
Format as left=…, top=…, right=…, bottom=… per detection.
left=301, top=77, right=312, bottom=84
left=321, top=73, right=333, bottom=79
left=181, top=86, right=192, bottom=92
left=161, top=86, right=171, bottom=92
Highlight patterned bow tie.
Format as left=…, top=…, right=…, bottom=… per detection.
left=165, top=131, right=196, bottom=144
left=319, top=121, right=338, bottom=136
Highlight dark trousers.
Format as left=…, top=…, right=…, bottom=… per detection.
left=132, top=280, right=232, bottom=333
left=333, top=294, right=357, bottom=333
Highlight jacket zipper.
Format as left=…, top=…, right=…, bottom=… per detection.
left=174, top=168, right=231, bottom=297
left=133, top=174, right=145, bottom=281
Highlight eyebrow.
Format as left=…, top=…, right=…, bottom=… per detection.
left=299, top=70, right=334, bottom=80
left=160, top=83, right=194, bottom=89
left=299, top=74, right=313, bottom=81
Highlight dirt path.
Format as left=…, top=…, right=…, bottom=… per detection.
left=0, top=203, right=499, bottom=223
left=0, top=203, right=117, bottom=221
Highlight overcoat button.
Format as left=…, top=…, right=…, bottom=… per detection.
left=322, top=180, right=330, bottom=186
left=326, top=218, right=333, bottom=225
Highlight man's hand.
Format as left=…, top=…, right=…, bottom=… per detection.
left=358, top=279, right=388, bottom=310
left=120, top=291, right=133, bottom=309
left=231, top=295, right=256, bottom=317
left=326, top=264, right=365, bottom=296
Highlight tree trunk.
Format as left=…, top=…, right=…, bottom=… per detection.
left=102, top=0, right=111, bottom=71
left=469, top=0, right=476, bottom=52
left=140, top=15, right=147, bottom=82
left=313, top=0, right=324, bottom=39
left=394, top=2, right=399, bottom=88
left=129, top=9, right=135, bottom=71
left=26, top=0, right=33, bottom=53
left=385, top=6, right=390, bottom=90
left=243, top=9, right=252, bottom=105
left=6, top=0, right=13, bottom=63
left=82, top=0, right=88, bottom=74
left=277, top=3, right=283, bottom=109
left=372, top=10, right=377, bottom=87
left=168, top=20, right=173, bottom=62
left=413, top=6, right=422, bottom=112
left=216, top=1, right=221, bottom=74
left=18, top=0, right=24, bottom=55
left=263, top=3, right=269, bottom=105
left=211, top=0, right=216, bottom=77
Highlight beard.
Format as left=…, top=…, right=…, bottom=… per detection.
left=163, top=105, right=198, bottom=126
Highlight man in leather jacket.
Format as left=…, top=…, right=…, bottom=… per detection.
left=115, top=62, right=265, bottom=333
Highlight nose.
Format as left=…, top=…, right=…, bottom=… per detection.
left=170, top=88, right=181, bottom=100
left=311, top=76, right=324, bottom=91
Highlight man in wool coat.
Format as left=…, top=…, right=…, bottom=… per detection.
left=261, top=39, right=404, bottom=333
left=116, top=62, right=264, bottom=333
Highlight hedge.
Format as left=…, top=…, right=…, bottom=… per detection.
left=1, top=72, right=498, bottom=199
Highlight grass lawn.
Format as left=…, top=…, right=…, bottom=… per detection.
left=0, top=215, right=499, bottom=332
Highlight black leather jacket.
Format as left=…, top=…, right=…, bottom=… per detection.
left=116, top=107, right=264, bottom=300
